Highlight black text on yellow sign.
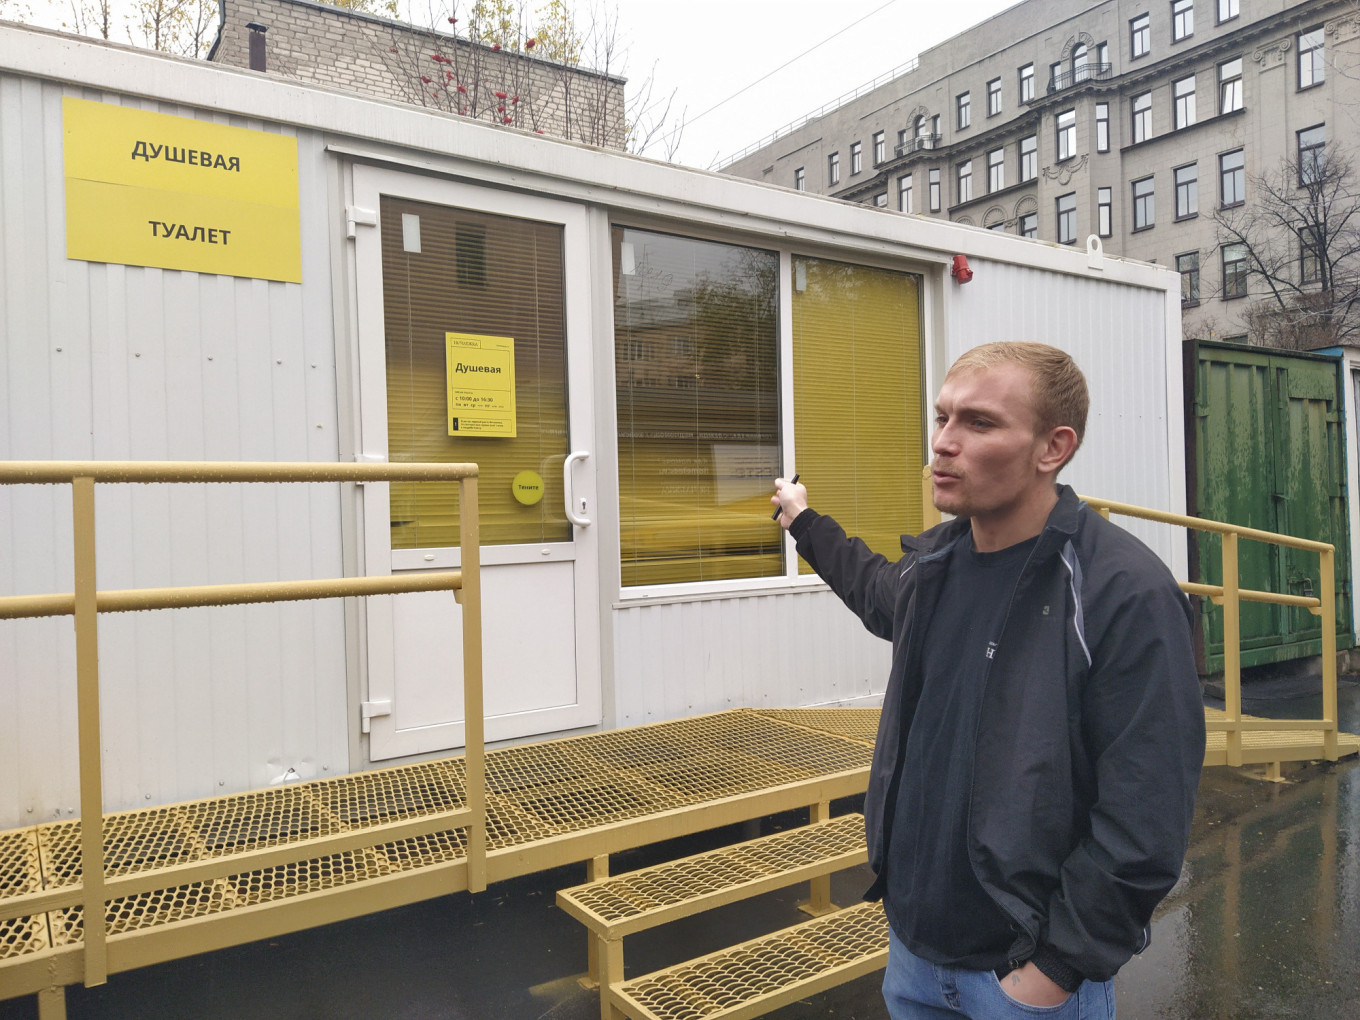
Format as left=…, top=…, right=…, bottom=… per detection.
left=446, top=333, right=517, bottom=438
left=62, top=97, right=301, bottom=283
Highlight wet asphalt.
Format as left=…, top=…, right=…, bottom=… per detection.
left=2, top=679, right=1357, bottom=1020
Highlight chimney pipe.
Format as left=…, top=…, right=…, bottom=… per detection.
left=246, top=22, right=267, bottom=72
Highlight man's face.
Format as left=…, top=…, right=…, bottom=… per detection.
left=930, top=362, right=1054, bottom=521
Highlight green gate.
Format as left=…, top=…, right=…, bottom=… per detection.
left=1187, top=341, right=1354, bottom=673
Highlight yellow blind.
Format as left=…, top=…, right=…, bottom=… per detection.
left=613, top=227, right=782, bottom=585
left=382, top=197, right=570, bottom=548
left=792, top=257, right=923, bottom=570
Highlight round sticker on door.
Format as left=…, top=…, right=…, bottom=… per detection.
left=512, top=470, right=545, bottom=505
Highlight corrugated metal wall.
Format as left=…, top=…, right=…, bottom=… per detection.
left=947, top=259, right=1183, bottom=567
left=0, top=76, right=348, bottom=829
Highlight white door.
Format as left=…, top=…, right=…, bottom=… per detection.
left=352, top=166, right=600, bottom=760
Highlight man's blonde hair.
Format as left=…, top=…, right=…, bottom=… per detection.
left=946, top=342, right=1089, bottom=450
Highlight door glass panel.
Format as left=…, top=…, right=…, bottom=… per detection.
left=792, top=257, right=923, bottom=573
left=382, top=197, right=570, bottom=548
left=612, top=227, right=781, bottom=585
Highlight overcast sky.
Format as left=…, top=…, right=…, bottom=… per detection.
left=19, top=0, right=1023, bottom=169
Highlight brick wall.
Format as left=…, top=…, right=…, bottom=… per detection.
left=208, top=0, right=626, bottom=149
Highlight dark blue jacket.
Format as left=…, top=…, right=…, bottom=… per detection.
left=791, top=485, right=1205, bottom=985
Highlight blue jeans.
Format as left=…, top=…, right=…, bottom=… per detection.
left=882, top=927, right=1115, bottom=1019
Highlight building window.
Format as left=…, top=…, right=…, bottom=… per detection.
left=873, top=131, right=886, bottom=166
left=1096, top=103, right=1110, bottom=152
left=1020, top=212, right=1038, bottom=238
left=929, top=168, right=941, bottom=211
left=1219, top=0, right=1238, bottom=23
left=1057, top=193, right=1077, bottom=244
left=1172, top=0, right=1193, bottom=41
left=873, top=192, right=888, bottom=208
left=957, top=92, right=971, bottom=130
left=957, top=159, right=973, bottom=204
left=1050, top=61, right=1063, bottom=91
left=1019, top=63, right=1035, bottom=103
left=1057, top=109, right=1076, bottom=160
left=897, top=128, right=908, bottom=153
left=794, top=167, right=805, bottom=191
left=828, top=151, right=840, bottom=185
left=1072, top=43, right=1089, bottom=82
left=1301, top=227, right=1322, bottom=284
left=1097, top=41, right=1109, bottom=68
left=988, top=148, right=1005, bottom=193
left=899, top=174, right=913, bottom=213
left=988, top=219, right=1006, bottom=231
left=1219, top=58, right=1243, bottom=114
left=1132, top=91, right=1152, bottom=144
left=851, top=141, right=862, bottom=174
left=1021, top=135, right=1037, bottom=182
left=1098, top=186, right=1112, bottom=237
left=1175, top=163, right=1198, bottom=219
left=1222, top=242, right=1248, bottom=298
left=1131, top=13, right=1150, bottom=58
left=1299, top=124, right=1326, bottom=184
left=1220, top=148, right=1245, bottom=206
left=988, top=78, right=1003, bottom=116
left=1177, top=252, right=1200, bottom=304
left=1299, top=27, right=1325, bottom=89
left=1174, top=75, right=1196, bottom=130
left=1133, top=176, right=1155, bottom=230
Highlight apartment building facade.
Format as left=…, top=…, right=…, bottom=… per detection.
left=722, top=0, right=1360, bottom=344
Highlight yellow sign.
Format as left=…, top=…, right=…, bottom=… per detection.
left=446, top=333, right=517, bottom=437
left=512, top=470, right=545, bottom=505
left=62, top=97, right=301, bottom=283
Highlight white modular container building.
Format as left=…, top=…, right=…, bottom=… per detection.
left=0, top=24, right=1185, bottom=830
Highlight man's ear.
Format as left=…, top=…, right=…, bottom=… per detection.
left=1036, top=426, right=1079, bottom=476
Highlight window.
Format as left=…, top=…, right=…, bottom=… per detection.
left=1072, top=43, right=1089, bottom=83
left=1299, top=27, right=1324, bottom=89
left=899, top=174, right=913, bottom=213
left=1177, top=252, right=1200, bottom=304
left=1020, top=212, right=1038, bottom=238
left=1173, top=0, right=1193, bottom=41
left=851, top=142, right=862, bottom=174
left=988, top=78, right=1003, bottom=116
left=1132, top=91, right=1152, bottom=143
left=1133, top=176, right=1155, bottom=229
left=828, top=151, right=840, bottom=186
left=1219, top=0, right=1238, bottom=23
left=1057, top=109, right=1076, bottom=160
left=1299, top=125, right=1326, bottom=184
left=873, top=192, right=888, bottom=207
left=794, top=167, right=805, bottom=191
left=1174, top=76, right=1196, bottom=129
left=1098, top=186, right=1113, bottom=237
left=873, top=131, right=886, bottom=166
left=957, top=160, right=973, bottom=204
left=1097, top=41, right=1109, bottom=68
left=614, top=228, right=781, bottom=584
left=988, top=148, right=1005, bottom=193
left=957, top=92, right=971, bottom=130
left=1301, top=227, right=1322, bottom=284
left=1096, top=103, right=1110, bottom=152
left=914, top=116, right=933, bottom=149
left=792, top=257, right=924, bottom=571
left=1057, top=193, right=1077, bottom=244
left=1220, top=148, right=1245, bottom=206
left=1020, top=63, right=1035, bottom=103
left=1219, top=58, right=1243, bottom=114
left=988, top=220, right=1006, bottom=231
left=1222, top=242, right=1248, bottom=297
left=929, top=168, right=942, bottom=211
left=1021, top=135, right=1037, bottom=181
left=1175, top=163, right=1198, bottom=218
left=1050, top=61, right=1063, bottom=91
left=897, top=128, right=908, bottom=153
left=1131, top=13, right=1150, bottom=58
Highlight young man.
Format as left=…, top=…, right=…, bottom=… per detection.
left=771, top=342, right=1204, bottom=1019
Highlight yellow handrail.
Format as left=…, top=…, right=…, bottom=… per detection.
left=0, top=460, right=485, bottom=990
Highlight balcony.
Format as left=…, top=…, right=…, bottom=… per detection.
left=1046, top=62, right=1112, bottom=94
left=893, top=133, right=940, bottom=158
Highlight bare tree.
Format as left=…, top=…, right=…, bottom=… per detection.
left=127, top=0, right=218, bottom=57
left=1215, top=144, right=1360, bottom=349
left=63, top=0, right=116, bottom=38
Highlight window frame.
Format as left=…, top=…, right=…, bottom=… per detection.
left=1020, top=134, right=1038, bottom=182
left=828, top=151, right=840, bottom=186
left=987, top=78, right=1003, bottom=117
left=1219, top=57, right=1243, bottom=114
left=1222, top=242, right=1249, bottom=298
left=1131, top=13, right=1150, bottom=59
left=957, top=159, right=973, bottom=204
left=1019, top=212, right=1038, bottom=238
left=1174, top=75, right=1196, bottom=130
left=1219, top=148, right=1245, bottom=207
left=794, top=166, right=805, bottom=191
left=1057, top=109, right=1077, bottom=161
left=1177, top=251, right=1200, bottom=305
left=1172, top=0, right=1194, bottom=41
left=1301, top=227, right=1322, bottom=284
left=1132, top=175, right=1155, bottom=230
left=1096, top=103, right=1110, bottom=153
left=1019, top=63, right=1035, bottom=103
left=1299, top=27, right=1325, bottom=90
left=899, top=173, right=913, bottom=213
left=929, top=168, right=942, bottom=212
left=1097, top=186, right=1113, bottom=237
left=850, top=141, right=863, bottom=175
left=1057, top=192, right=1077, bottom=244
left=1132, top=91, right=1152, bottom=144
left=988, top=147, right=1005, bottom=193
left=1218, top=0, right=1239, bottom=24
left=957, top=91, right=972, bottom=130
left=873, top=192, right=888, bottom=208
left=1174, top=162, right=1198, bottom=220
left=873, top=131, right=886, bottom=166
left=1298, top=124, right=1326, bottom=185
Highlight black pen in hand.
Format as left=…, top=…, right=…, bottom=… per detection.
left=771, top=473, right=800, bottom=521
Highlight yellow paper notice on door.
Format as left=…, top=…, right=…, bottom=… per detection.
left=446, top=333, right=516, bottom=437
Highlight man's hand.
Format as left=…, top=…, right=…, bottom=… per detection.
left=999, top=962, right=1071, bottom=1007
left=770, top=476, right=808, bottom=529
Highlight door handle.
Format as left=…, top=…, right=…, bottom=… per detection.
left=564, top=450, right=591, bottom=527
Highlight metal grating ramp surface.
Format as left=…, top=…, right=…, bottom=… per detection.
left=559, top=814, right=866, bottom=936
left=615, top=899, right=888, bottom=1020
left=752, top=708, right=879, bottom=746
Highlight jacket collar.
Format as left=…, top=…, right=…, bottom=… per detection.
left=905, top=483, right=1084, bottom=560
